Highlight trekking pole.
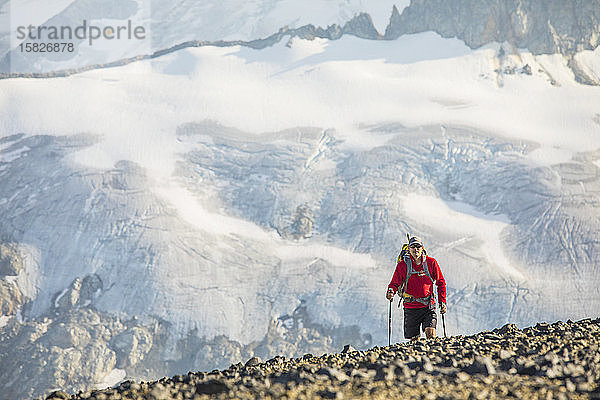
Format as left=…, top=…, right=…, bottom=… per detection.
left=388, top=299, right=392, bottom=346
left=442, top=312, right=447, bottom=338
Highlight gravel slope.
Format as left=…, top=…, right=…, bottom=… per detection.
left=46, top=317, right=600, bottom=400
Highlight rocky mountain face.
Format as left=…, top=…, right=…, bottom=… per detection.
left=385, top=1, right=600, bottom=55
left=0, top=243, right=25, bottom=315
left=384, top=0, right=600, bottom=85
left=0, top=276, right=358, bottom=399
left=45, top=317, right=600, bottom=399
left=289, top=0, right=600, bottom=66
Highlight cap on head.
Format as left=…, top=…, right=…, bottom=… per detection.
left=408, top=236, right=423, bottom=247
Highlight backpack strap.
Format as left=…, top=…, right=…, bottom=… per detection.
left=399, top=255, right=435, bottom=309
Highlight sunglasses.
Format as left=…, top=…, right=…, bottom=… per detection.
left=410, top=244, right=422, bottom=249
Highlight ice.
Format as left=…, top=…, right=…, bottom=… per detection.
left=274, top=243, right=377, bottom=270
left=94, top=369, right=126, bottom=390
left=526, top=147, right=573, bottom=167
left=53, top=288, right=69, bottom=309
left=401, top=194, right=525, bottom=280
left=153, top=182, right=276, bottom=241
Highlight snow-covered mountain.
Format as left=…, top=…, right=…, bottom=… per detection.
left=0, top=0, right=406, bottom=74
left=1, top=1, right=600, bottom=399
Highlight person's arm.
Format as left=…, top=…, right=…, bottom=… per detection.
left=386, top=262, right=405, bottom=299
left=431, top=259, right=447, bottom=313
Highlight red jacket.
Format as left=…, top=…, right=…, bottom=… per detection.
left=388, top=255, right=446, bottom=308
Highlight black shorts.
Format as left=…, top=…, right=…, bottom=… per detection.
left=404, top=307, right=437, bottom=339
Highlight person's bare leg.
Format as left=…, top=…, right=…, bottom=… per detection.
left=425, top=327, right=436, bottom=339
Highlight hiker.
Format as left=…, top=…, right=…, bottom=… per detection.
left=386, top=236, right=447, bottom=341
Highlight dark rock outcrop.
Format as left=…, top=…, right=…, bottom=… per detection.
left=385, top=0, right=600, bottom=56
left=0, top=243, right=23, bottom=276
left=0, top=279, right=23, bottom=315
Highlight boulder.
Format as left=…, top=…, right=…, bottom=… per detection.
left=80, top=342, right=117, bottom=383
left=46, top=323, right=91, bottom=349
left=52, top=274, right=103, bottom=313
left=290, top=205, right=314, bottom=239
left=498, top=323, right=518, bottom=335
left=111, top=326, right=153, bottom=367
left=52, top=279, right=82, bottom=313
left=0, top=243, right=23, bottom=276
left=341, top=344, right=356, bottom=354
left=245, top=356, right=262, bottom=367
left=0, top=280, right=23, bottom=315
left=78, top=274, right=103, bottom=306
left=45, top=345, right=84, bottom=387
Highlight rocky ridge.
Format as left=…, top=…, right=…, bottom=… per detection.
left=3, top=0, right=600, bottom=83
left=46, top=318, right=600, bottom=400
left=0, top=243, right=25, bottom=315
left=385, top=0, right=600, bottom=56
left=384, top=0, right=600, bottom=85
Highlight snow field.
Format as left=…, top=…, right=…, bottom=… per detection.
left=3, top=0, right=410, bottom=72
left=2, top=33, right=599, bottom=179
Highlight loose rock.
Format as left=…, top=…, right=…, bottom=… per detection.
left=52, top=318, right=600, bottom=400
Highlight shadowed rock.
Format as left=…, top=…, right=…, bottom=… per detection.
left=0, top=243, right=23, bottom=276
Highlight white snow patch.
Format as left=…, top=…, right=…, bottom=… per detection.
left=0, top=315, right=11, bottom=328
left=401, top=194, right=524, bottom=280
left=533, top=53, right=576, bottom=86
left=232, top=37, right=329, bottom=70
left=11, top=244, right=42, bottom=301
left=94, top=368, right=126, bottom=390
left=573, top=47, right=600, bottom=83
left=155, top=181, right=376, bottom=268
left=444, top=200, right=511, bottom=224
left=154, top=183, right=275, bottom=241
left=311, top=158, right=337, bottom=171
left=593, top=160, right=600, bottom=169
left=335, top=126, right=399, bottom=152
left=526, top=147, right=573, bottom=166
left=275, top=243, right=377, bottom=269
left=232, top=31, right=473, bottom=71
left=54, top=288, right=69, bottom=308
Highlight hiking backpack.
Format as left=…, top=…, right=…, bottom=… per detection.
left=397, top=235, right=435, bottom=309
